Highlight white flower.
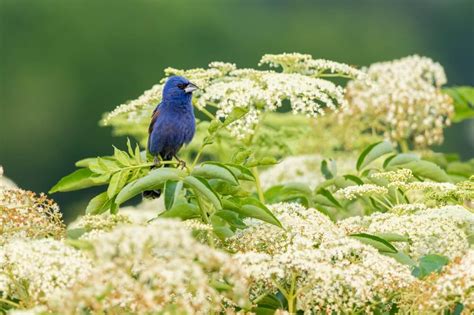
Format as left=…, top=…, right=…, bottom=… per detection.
left=338, top=209, right=470, bottom=259
left=0, top=238, right=92, bottom=305
left=227, top=203, right=342, bottom=255
left=61, top=219, right=249, bottom=314
left=401, top=249, right=474, bottom=313
left=336, top=184, right=389, bottom=200
left=343, top=55, right=453, bottom=147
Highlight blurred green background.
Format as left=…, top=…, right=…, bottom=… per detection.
left=1, top=0, right=473, bottom=220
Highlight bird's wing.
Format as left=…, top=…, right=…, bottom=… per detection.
left=148, top=106, right=161, bottom=135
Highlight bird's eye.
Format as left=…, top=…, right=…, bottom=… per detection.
left=177, top=83, right=187, bottom=89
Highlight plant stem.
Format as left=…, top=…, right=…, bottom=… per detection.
left=190, top=145, right=207, bottom=171
left=287, top=272, right=297, bottom=314
left=252, top=167, right=265, bottom=203
left=400, top=140, right=409, bottom=153
left=196, top=104, right=215, bottom=120
left=0, top=298, right=19, bottom=308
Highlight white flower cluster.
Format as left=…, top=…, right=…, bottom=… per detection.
left=402, top=249, right=474, bottom=313
left=230, top=203, right=415, bottom=313
left=259, top=53, right=366, bottom=79
left=61, top=220, right=249, bottom=314
left=343, top=55, right=453, bottom=147
left=0, top=188, right=65, bottom=244
left=336, top=184, right=389, bottom=200
left=259, top=154, right=355, bottom=190
left=103, top=53, right=361, bottom=140
left=0, top=238, right=92, bottom=306
left=370, top=168, right=413, bottom=187
left=227, top=203, right=343, bottom=255
left=338, top=206, right=471, bottom=259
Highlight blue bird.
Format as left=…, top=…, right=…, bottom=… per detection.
left=143, top=75, right=198, bottom=198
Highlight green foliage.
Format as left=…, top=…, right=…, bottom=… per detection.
left=412, top=254, right=450, bottom=279
left=443, top=86, right=474, bottom=123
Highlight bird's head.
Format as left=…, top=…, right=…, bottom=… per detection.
left=162, top=76, right=199, bottom=102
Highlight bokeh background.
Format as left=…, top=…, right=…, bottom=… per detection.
left=1, top=0, right=473, bottom=220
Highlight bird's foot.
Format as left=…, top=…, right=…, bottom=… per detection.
left=174, top=156, right=187, bottom=169
left=153, top=156, right=162, bottom=168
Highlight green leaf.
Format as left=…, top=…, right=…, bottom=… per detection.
left=230, top=197, right=282, bottom=228
left=116, top=168, right=186, bottom=205
left=343, top=174, right=364, bottom=185
left=113, top=146, right=131, bottom=166
left=357, top=141, right=394, bottom=171
left=65, top=239, right=94, bottom=251
left=264, top=183, right=311, bottom=206
left=446, top=161, right=474, bottom=177
left=315, top=188, right=342, bottom=208
left=373, top=233, right=409, bottom=242
left=225, top=163, right=255, bottom=181
left=183, top=176, right=222, bottom=210
left=443, top=86, right=474, bottom=122
left=412, top=254, right=449, bottom=279
left=384, top=251, right=417, bottom=267
left=396, top=160, right=451, bottom=182
left=49, top=168, right=100, bottom=193
left=126, top=138, right=134, bottom=156
left=211, top=215, right=234, bottom=240
left=164, top=180, right=183, bottom=210
left=107, top=170, right=130, bottom=198
left=215, top=210, right=246, bottom=229
left=192, top=163, right=239, bottom=185
left=134, top=144, right=142, bottom=164
left=86, top=192, right=113, bottom=214
left=246, top=156, right=278, bottom=167
left=350, top=233, right=398, bottom=253
left=75, top=157, right=99, bottom=168
left=384, top=153, right=420, bottom=169
left=321, top=159, right=334, bottom=179
left=66, top=228, right=86, bottom=240
left=222, top=107, right=249, bottom=127
left=159, top=203, right=200, bottom=220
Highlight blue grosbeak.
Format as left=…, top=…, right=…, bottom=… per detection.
left=143, top=75, right=198, bottom=198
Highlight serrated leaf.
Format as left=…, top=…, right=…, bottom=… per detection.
left=113, top=146, right=131, bottom=166
left=164, top=180, right=183, bottom=210
left=183, top=176, right=222, bottom=210
left=222, top=107, right=249, bottom=127
left=350, top=233, right=398, bottom=253
left=357, top=141, right=394, bottom=171
left=107, top=170, right=130, bottom=198
left=264, top=183, right=311, bottom=206
left=396, top=160, right=451, bottom=182
left=86, top=192, right=113, bottom=214
left=126, top=138, right=134, bottom=156
left=116, top=168, right=186, bottom=205
left=49, top=168, right=100, bottom=193
left=134, top=144, right=142, bottom=164
left=192, top=163, right=239, bottom=185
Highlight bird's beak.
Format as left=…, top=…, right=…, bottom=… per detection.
left=184, top=82, right=199, bottom=93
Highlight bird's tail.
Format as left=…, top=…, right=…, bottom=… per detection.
left=142, top=155, right=172, bottom=199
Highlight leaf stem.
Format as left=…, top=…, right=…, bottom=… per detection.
left=252, top=167, right=266, bottom=203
